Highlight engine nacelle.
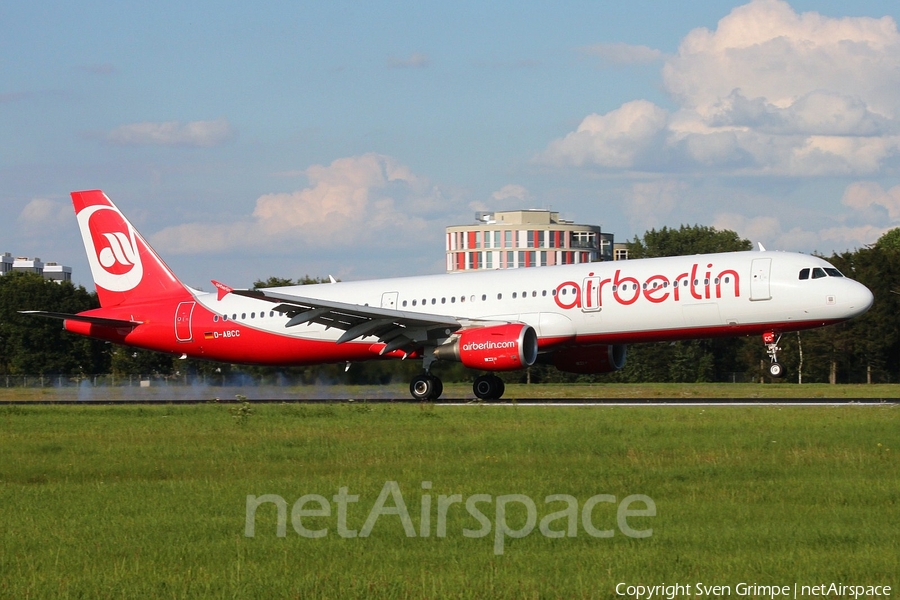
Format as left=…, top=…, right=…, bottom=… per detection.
left=434, top=323, right=538, bottom=371
left=551, top=344, right=627, bottom=374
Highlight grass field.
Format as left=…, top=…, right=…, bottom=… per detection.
left=1, top=402, right=897, bottom=598
left=1, top=381, right=900, bottom=402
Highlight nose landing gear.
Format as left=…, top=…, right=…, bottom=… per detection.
left=763, top=331, right=784, bottom=378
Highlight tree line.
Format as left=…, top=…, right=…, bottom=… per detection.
left=1, top=225, right=897, bottom=384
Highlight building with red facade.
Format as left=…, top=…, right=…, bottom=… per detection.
left=445, top=210, right=612, bottom=272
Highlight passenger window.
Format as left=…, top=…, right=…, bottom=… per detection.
left=512, top=292, right=517, bottom=299
left=412, top=300, right=417, bottom=306
left=532, top=291, right=537, bottom=297
left=481, top=294, right=487, bottom=301
left=270, top=311, right=275, bottom=317
left=460, top=296, right=465, bottom=303
left=222, top=315, right=228, bottom=321
left=241, top=313, right=246, bottom=319
left=214, top=315, right=219, bottom=322
left=542, top=290, right=547, bottom=296
left=251, top=312, right=255, bottom=319
left=441, top=298, right=446, bottom=304
left=232, top=314, right=237, bottom=320
left=431, top=298, right=436, bottom=305
left=402, top=300, right=407, bottom=307
left=799, top=268, right=810, bottom=280
left=812, top=268, right=826, bottom=279
left=451, top=297, right=455, bottom=303
left=497, top=293, right=502, bottom=300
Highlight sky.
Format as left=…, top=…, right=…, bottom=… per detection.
left=3, top=0, right=900, bottom=290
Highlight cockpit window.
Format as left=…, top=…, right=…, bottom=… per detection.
left=801, top=266, right=845, bottom=280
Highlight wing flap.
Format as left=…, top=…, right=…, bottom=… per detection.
left=233, top=289, right=462, bottom=352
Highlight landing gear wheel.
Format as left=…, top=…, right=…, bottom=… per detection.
left=762, top=331, right=784, bottom=379
left=473, top=374, right=505, bottom=400
left=410, top=374, right=443, bottom=401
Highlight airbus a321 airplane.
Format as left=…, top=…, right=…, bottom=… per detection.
left=24, top=190, right=874, bottom=400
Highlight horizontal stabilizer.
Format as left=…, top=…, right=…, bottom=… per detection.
left=19, top=311, right=141, bottom=328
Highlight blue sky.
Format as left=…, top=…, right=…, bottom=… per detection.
left=3, top=0, right=900, bottom=289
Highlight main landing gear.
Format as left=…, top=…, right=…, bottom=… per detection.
left=409, top=373, right=443, bottom=401
left=408, top=373, right=507, bottom=401
left=473, top=374, right=505, bottom=400
left=763, top=331, right=784, bottom=378
left=410, top=349, right=444, bottom=401
left=408, top=350, right=508, bottom=401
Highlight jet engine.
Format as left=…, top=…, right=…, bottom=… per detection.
left=551, top=344, right=627, bottom=374
left=434, top=323, right=538, bottom=371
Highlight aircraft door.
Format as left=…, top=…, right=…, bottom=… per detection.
left=750, top=258, right=772, bottom=301
left=381, top=292, right=399, bottom=309
left=581, top=276, right=601, bottom=312
left=175, top=301, right=195, bottom=342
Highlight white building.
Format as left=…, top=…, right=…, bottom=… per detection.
left=445, top=210, right=613, bottom=273
left=0, top=253, right=12, bottom=276
left=2, top=253, right=72, bottom=283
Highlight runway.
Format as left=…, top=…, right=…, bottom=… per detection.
left=0, top=397, right=896, bottom=405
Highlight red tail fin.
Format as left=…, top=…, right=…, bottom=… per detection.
left=72, top=190, right=189, bottom=307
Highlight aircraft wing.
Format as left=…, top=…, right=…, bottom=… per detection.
left=231, top=289, right=464, bottom=355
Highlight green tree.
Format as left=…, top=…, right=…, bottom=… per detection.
left=875, top=227, right=900, bottom=252
left=0, top=272, right=109, bottom=375
left=253, top=275, right=332, bottom=289
left=627, top=224, right=752, bottom=258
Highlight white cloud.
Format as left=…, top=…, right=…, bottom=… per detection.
left=387, top=52, right=431, bottom=69
left=470, top=184, right=533, bottom=212
left=106, top=118, right=234, bottom=147
left=841, top=181, right=900, bottom=221
left=664, top=0, right=900, bottom=118
left=625, top=180, right=688, bottom=230
left=17, top=198, right=70, bottom=229
left=543, top=0, right=900, bottom=177
left=151, top=153, right=446, bottom=255
left=713, top=176, right=898, bottom=251
left=580, top=42, right=664, bottom=65
left=540, top=100, right=668, bottom=168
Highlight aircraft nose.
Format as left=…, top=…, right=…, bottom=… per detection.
left=846, top=280, right=874, bottom=316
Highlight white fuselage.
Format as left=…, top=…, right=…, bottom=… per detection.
left=194, top=250, right=873, bottom=348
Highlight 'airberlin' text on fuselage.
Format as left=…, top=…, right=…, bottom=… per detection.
left=554, top=264, right=741, bottom=311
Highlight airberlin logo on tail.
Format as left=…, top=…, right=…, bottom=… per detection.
left=76, top=204, right=144, bottom=292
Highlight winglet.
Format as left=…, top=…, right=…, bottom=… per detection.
left=757, top=242, right=767, bottom=252
left=211, top=280, right=234, bottom=301
left=329, top=275, right=338, bottom=284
